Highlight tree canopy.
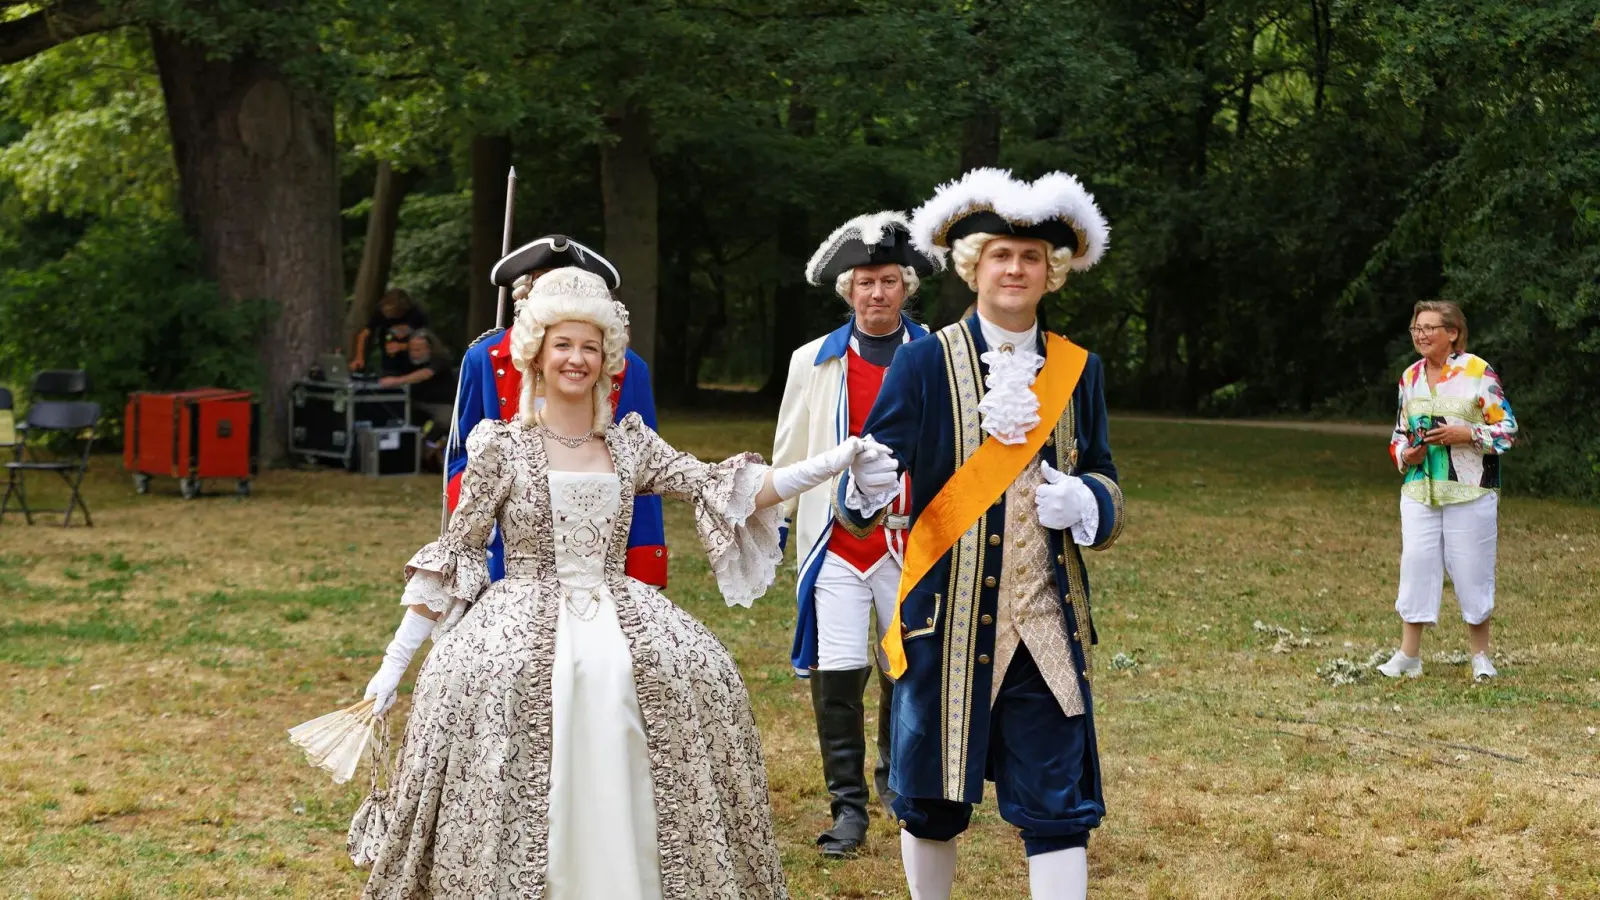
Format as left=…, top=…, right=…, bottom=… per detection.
left=0, top=0, right=1595, bottom=497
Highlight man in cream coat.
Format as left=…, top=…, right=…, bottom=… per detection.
left=773, top=211, right=940, bottom=858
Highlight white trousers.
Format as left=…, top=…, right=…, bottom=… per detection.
left=815, top=553, right=902, bottom=671
left=1396, top=493, right=1499, bottom=626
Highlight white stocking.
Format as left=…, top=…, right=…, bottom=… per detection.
left=1027, top=846, right=1088, bottom=900
left=900, top=830, right=958, bottom=900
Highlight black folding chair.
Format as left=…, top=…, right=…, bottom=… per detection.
left=30, top=369, right=90, bottom=399
left=1, top=400, right=101, bottom=526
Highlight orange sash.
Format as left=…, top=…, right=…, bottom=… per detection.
left=881, top=333, right=1088, bottom=678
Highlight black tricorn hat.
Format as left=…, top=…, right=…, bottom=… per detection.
left=805, top=211, right=943, bottom=286
left=490, top=235, right=621, bottom=290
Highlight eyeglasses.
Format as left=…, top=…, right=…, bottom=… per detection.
left=1408, top=324, right=1451, bottom=337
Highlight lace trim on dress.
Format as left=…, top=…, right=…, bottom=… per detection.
left=694, top=453, right=785, bottom=608
left=402, top=539, right=489, bottom=639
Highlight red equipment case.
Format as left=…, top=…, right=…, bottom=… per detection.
left=124, top=389, right=258, bottom=499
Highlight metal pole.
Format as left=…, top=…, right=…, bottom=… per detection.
left=442, top=165, right=517, bottom=535
left=493, top=166, right=518, bottom=330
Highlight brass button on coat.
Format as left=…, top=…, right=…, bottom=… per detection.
left=983, top=576, right=997, bottom=588
left=988, top=534, right=1001, bottom=546
left=978, top=654, right=991, bottom=665
left=981, top=614, right=994, bottom=625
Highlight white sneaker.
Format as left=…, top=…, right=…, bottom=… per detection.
left=1377, top=650, right=1422, bottom=678
left=1471, top=653, right=1498, bottom=681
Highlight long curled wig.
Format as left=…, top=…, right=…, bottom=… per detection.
left=507, top=267, right=630, bottom=434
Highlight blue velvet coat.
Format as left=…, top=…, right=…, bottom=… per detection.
left=837, top=313, right=1124, bottom=803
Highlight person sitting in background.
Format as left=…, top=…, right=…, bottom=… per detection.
left=380, top=329, right=454, bottom=468
left=352, top=289, right=429, bottom=373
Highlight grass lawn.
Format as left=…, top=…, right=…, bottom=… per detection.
left=0, top=413, right=1596, bottom=899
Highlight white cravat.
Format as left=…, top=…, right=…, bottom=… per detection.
left=975, top=314, right=1044, bottom=445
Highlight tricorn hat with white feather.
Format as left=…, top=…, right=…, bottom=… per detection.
left=805, top=211, right=943, bottom=287
left=909, top=168, right=1110, bottom=272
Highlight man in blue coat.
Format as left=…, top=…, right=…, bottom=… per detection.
left=836, top=168, right=1125, bottom=900
left=445, top=235, right=668, bottom=586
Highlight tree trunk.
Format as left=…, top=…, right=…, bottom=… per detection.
left=932, top=110, right=1001, bottom=326
left=1310, top=0, right=1331, bottom=114
left=602, top=104, right=660, bottom=371
left=151, top=30, right=342, bottom=464
left=469, top=134, right=512, bottom=338
left=655, top=240, right=694, bottom=406
left=760, top=98, right=817, bottom=399
left=345, top=160, right=404, bottom=351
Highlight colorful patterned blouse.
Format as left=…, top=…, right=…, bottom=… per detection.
left=1388, top=352, right=1517, bottom=506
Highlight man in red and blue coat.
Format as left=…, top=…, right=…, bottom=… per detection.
left=445, top=235, right=668, bottom=586
left=773, top=211, right=940, bottom=858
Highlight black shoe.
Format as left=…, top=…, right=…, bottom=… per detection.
left=873, top=668, right=898, bottom=815
left=811, top=667, right=872, bottom=857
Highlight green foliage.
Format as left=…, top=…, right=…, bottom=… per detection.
left=0, top=0, right=1595, bottom=498
left=1346, top=1, right=1600, bottom=498
left=0, top=218, right=269, bottom=433
left=0, top=31, right=174, bottom=219
left=386, top=190, right=472, bottom=347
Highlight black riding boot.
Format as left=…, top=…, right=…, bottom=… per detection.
left=873, top=668, right=899, bottom=814
left=811, top=666, right=872, bottom=857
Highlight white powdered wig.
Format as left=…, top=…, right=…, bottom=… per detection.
left=910, top=167, right=1110, bottom=272
left=806, top=210, right=919, bottom=286
left=832, top=265, right=923, bottom=302
left=950, top=233, right=1077, bottom=292
left=508, top=267, right=629, bottom=433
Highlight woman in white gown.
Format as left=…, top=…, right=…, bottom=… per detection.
left=354, top=267, right=895, bottom=900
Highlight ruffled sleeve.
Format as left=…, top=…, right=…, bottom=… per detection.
left=402, top=419, right=515, bottom=637
left=617, top=413, right=783, bottom=607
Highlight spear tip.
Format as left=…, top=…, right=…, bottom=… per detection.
left=508, top=166, right=517, bottom=179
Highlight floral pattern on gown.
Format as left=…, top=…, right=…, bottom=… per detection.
left=359, top=413, right=788, bottom=900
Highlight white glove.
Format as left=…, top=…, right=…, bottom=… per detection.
left=770, top=436, right=863, bottom=501
left=844, top=436, right=901, bottom=514
left=851, top=436, right=900, bottom=494
left=364, top=609, right=436, bottom=715
left=1035, top=460, right=1094, bottom=532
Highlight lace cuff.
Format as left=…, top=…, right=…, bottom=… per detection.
left=692, top=453, right=784, bottom=608
left=844, top=471, right=899, bottom=517
left=403, top=536, right=489, bottom=638
left=1065, top=479, right=1100, bottom=547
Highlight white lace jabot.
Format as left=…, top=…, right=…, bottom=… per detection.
left=976, top=314, right=1044, bottom=445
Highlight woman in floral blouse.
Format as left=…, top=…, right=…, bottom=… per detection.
left=1378, top=301, right=1518, bottom=681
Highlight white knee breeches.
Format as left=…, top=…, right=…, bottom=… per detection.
left=814, top=554, right=902, bottom=671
